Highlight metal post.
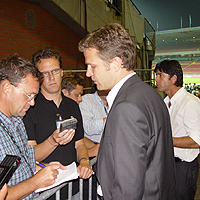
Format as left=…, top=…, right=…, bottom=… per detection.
left=79, top=178, right=83, bottom=200
left=189, top=15, right=192, bottom=28
left=180, top=16, right=182, bottom=29
left=68, top=182, right=72, bottom=200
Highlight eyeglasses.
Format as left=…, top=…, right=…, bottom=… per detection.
left=11, top=84, right=38, bottom=102
left=41, top=68, right=61, bottom=77
left=21, top=90, right=38, bottom=101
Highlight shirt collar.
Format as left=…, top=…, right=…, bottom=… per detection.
left=0, top=111, right=22, bottom=127
left=38, top=91, right=67, bottom=106
left=164, top=87, right=185, bottom=106
left=171, top=87, right=185, bottom=103
left=107, top=72, right=136, bottom=112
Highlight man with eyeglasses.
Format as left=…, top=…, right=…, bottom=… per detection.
left=23, top=47, right=93, bottom=200
left=0, top=54, right=69, bottom=200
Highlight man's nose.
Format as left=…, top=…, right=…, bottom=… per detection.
left=86, top=66, right=92, bottom=77
left=28, top=98, right=35, bottom=106
left=78, top=96, right=82, bottom=104
left=48, top=71, right=55, bottom=80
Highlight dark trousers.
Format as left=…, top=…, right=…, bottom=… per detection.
left=175, top=157, right=199, bottom=200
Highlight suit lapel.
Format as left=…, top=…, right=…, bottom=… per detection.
left=97, top=74, right=142, bottom=170
left=100, top=74, right=142, bottom=144
left=109, top=74, right=142, bottom=114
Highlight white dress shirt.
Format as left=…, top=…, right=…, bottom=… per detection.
left=164, top=87, right=200, bottom=162
left=107, top=72, right=136, bottom=112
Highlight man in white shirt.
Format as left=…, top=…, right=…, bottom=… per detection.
left=78, top=23, right=177, bottom=200
left=79, top=89, right=109, bottom=144
left=154, top=59, right=200, bottom=200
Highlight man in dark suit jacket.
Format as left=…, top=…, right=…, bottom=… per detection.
left=78, top=23, right=177, bottom=200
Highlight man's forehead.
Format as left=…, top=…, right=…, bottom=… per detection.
left=20, top=74, right=37, bottom=82
left=156, top=69, right=165, bottom=74
left=19, top=74, right=39, bottom=88
left=74, top=84, right=83, bottom=92
left=155, top=70, right=170, bottom=78
left=37, top=58, right=60, bottom=69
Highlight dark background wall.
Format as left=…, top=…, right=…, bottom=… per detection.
left=0, top=0, right=85, bottom=71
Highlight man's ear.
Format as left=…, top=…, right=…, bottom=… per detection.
left=171, top=75, right=177, bottom=85
left=111, top=57, right=123, bottom=72
left=61, top=69, right=63, bottom=77
left=1, top=80, right=12, bottom=95
left=62, top=88, right=69, bottom=97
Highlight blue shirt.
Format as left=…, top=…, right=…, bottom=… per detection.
left=0, top=112, right=35, bottom=200
left=79, top=91, right=108, bottom=143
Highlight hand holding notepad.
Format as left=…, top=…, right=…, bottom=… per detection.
left=35, top=162, right=79, bottom=193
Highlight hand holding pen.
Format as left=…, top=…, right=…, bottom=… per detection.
left=36, top=161, right=46, bottom=168
left=33, top=161, right=67, bottom=190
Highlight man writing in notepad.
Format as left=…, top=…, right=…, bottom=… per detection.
left=0, top=54, right=73, bottom=200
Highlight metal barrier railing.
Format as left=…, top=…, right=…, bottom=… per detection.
left=35, top=157, right=99, bottom=200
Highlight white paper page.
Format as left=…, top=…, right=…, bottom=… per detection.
left=35, top=161, right=79, bottom=193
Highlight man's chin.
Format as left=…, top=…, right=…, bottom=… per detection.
left=156, top=86, right=162, bottom=92
left=20, top=110, right=28, bottom=117
left=96, top=84, right=104, bottom=90
left=97, top=86, right=103, bottom=91
left=157, top=89, right=162, bottom=92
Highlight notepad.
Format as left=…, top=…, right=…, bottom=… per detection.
left=35, top=161, right=79, bottom=193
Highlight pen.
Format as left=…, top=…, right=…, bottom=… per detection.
left=36, top=161, right=46, bottom=168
